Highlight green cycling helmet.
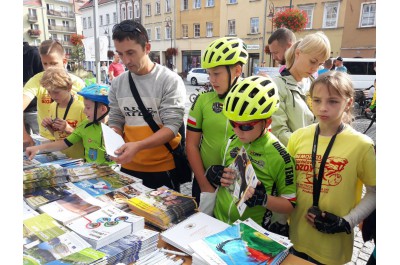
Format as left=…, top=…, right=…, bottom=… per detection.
left=201, top=37, right=248, bottom=69
left=223, top=76, right=279, bottom=121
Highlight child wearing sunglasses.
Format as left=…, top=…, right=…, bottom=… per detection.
left=205, top=76, right=296, bottom=236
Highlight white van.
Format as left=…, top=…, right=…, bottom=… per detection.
left=342, top=58, right=376, bottom=92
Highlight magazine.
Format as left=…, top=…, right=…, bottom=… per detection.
left=127, top=186, right=198, bottom=230
left=189, top=222, right=289, bottom=265
left=227, top=146, right=259, bottom=216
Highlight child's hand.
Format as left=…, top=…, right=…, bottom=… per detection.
left=25, top=146, right=39, bottom=160
left=52, top=118, right=69, bottom=133
left=220, top=168, right=236, bottom=187
left=42, top=117, right=53, bottom=128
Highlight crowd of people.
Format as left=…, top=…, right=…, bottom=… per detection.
left=23, top=21, right=376, bottom=265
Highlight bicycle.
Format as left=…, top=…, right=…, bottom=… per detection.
left=189, top=82, right=212, bottom=103
left=353, top=85, right=375, bottom=134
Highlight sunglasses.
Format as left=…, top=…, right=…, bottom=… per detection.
left=112, top=23, right=148, bottom=42
left=229, top=120, right=261, bottom=131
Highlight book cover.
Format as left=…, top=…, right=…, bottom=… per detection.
left=39, top=192, right=106, bottom=225
left=127, top=186, right=198, bottom=230
left=96, top=183, right=154, bottom=210
left=161, top=212, right=230, bottom=255
left=190, top=222, right=289, bottom=265
left=65, top=205, right=145, bottom=249
left=23, top=231, right=91, bottom=264
left=24, top=184, right=77, bottom=210
left=23, top=213, right=69, bottom=243
left=226, top=147, right=259, bottom=216
left=44, top=247, right=106, bottom=265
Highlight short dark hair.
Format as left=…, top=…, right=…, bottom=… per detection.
left=268, top=28, right=296, bottom=46
left=336, top=56, right=343, bottom=61
left=112, top=20, right=148, bottom=49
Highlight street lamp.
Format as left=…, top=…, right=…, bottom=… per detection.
left=164, top=16, right=173, bottom=68
left=267, top=2, right=275, bottom=66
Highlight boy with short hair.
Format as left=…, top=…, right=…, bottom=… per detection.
left=39, top=67, right=86, bottom=158
left=206, top=76, right=296, bottom=236
left=26, top=84, right=113, bottom=165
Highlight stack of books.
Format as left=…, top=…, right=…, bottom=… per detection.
left=93, top=228, right=159, bottom=265
left=65, top=205, right=145, bottom=249
left=127, top=186, right=198, bottom=230
left=189, top=218, right=292, bottom=265
left=161, top=212, right=230, bottom=255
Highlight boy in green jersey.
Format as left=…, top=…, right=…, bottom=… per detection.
left=206, top=76, right=296, bottom=236
left=25, top=84, right=114, bottom=165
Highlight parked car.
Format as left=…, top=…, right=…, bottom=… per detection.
left=342, top=57, right=376, bottom=92
left=186, top=68, right=209, bottom=86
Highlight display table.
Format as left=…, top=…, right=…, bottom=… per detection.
left=157, top=236, right=314, bottom=265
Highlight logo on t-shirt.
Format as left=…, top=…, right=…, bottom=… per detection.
left=212, top=102, right=223, bottom=113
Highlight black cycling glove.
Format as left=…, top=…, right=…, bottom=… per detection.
left=205, top=165, right=225, bottom=188
left=245, top=184, right=268, bottom=207
left=314, top=211, right=351, bottom=234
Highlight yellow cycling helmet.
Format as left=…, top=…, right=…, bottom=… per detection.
left=223, top=76, right=280, bottom=121
left=201, top=37, right=248, bottom=69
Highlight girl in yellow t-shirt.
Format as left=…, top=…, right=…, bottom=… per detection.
left=287, top=71, right=376, bottom=264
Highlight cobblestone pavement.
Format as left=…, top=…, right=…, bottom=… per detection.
left=181, top=82, right=376, bottom=264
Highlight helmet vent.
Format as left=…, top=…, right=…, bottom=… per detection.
left=208, top=51, right=215, bottom=63
left=249, top=88, right=259, bottom=98
left=262, top=102, right=273, bottom=114
left=225, top=97, right=231, bottom=111
left=223, top=47, right=229, bottom=54
left=240, top=51, right=247, bottom=59
left=250, top=108, right=257, bottom=115
left=258, top=96, right=266, bottom=105
left=231, top=43, right=239, bottom=48
left=267, top=88, right=276, bottom=97
left=239, top=101, right=249, bottom=116
left=215, top=42, right=223, bottom=49
left=226, top=53, right=235, bottom=61
left=260, top=79, right=271, bottom=86
left=238, top=83, right=249, bottom=93
left=232, top=97, right=239, bottom=111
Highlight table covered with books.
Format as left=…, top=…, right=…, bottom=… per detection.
left=23, top=150, right=312, bottom=265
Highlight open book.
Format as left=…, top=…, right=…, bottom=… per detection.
left=227, top=146, right=259, bottom=216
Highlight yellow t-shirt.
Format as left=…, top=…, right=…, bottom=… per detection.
left=23, top=71, right=85, bottom=140
left=287, top=124, right=376, bottom=264
left=48, top=96, right=86, bottom=159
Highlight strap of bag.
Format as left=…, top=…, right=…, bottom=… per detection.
left=128, top=73, right=175, bottom=154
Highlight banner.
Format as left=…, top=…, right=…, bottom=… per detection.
left=81, top=36, right=109, bottom=61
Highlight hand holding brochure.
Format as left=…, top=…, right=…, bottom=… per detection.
left=101, top=123, right=125, bottom=157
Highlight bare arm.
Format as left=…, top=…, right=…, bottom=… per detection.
left=23, top=94, right=35, bottom=148
left=25, top=140, right=68, bottom=160
left=111, top=126, right=175, bottom=165
left=186, top=130, right=215, bottom=193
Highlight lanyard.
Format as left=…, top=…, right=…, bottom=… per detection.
left=311, top=123, right=344, bottom=207
left=55, top=95, right=74, bottom=120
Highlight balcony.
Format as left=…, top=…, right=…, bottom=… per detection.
left=47, top=9, right=75, bottom=18
left=28, top=29, right=41, bottom=38
left=48, top=25, right=77, bottom=32
left=59, top=40, right=72, bottom=46
left=27, top=14, right=38, bottom=22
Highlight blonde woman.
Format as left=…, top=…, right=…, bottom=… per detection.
left=271, top=32, right=331, bottom=146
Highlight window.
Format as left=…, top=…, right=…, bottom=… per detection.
left=206, top=22, right=213, bottom=37
left=360, top=2, right=376, bottom=27
left=165, top=27, right=172, bottom=39
left=122, top=7, right=126, bottom=20
left=82, top=17, right=87, bottom=29
left=63, top=35, right=70, bottom=42
left=323, top=1, right=340, bottom=28
left=128, top=6, right=133, bottom=19
left=48, top=19, right=56, bottom=26
left=60, top=6, right=67, bottom=12
left=113, top=12, right=117, bottom=23
left=165, top=0, right=171, bottom=13
left=65, top=48, right=72, bottom=55
left=88, top=17, right=92, bottom=28
left=28, top=8, right=37, bottom=17
left=134, top=1, right=140, bottom=18
left=299, top=5, right=314, bottom=29
left=47, top=4, right=54, bottom=11
left=146, top=4, right=151, bottom=16
left=155, top=1, right=161, bottom=14
left=155, top=27, right=161, bottom=40
left=182, top=24, right=188, bottom=38
left=228, top=19, right=236, bottom=35
left=106, top=14, right=110, bottom=24
left=146, top=28, right=151, bottom=40
left=228, top=0, right=237, bottom=4
left=250, top=17, right=259, bottom=33
left=51, top=33, right=57, bottom=40
left=194, top=0, right=201, bottom=9
left=182, top=0, right=189, bottom=10
left=100, top=15, right=103, bottom=26
left=194, top=24, right=200, bottom=38
left=206, top=0, right=214, bottom=7
left=62, top=20, right=69, bottom=28
left=32, top=24, right=39, bottom=30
